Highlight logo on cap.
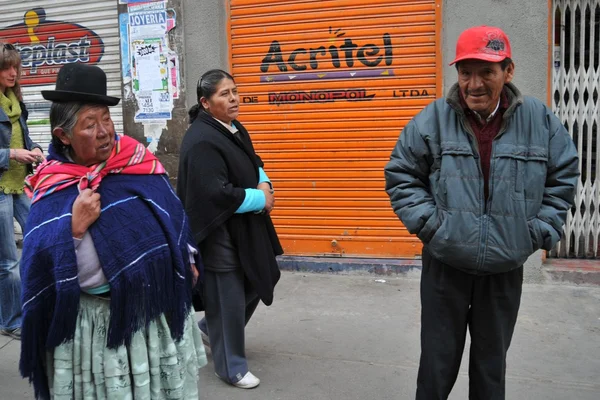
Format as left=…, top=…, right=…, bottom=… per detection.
left=486, top=39, right=505, bottom=52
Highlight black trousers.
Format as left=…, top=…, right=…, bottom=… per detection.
left=416, top=250, right=523, bottom=400
left=198, top=269, right=260, bottom=383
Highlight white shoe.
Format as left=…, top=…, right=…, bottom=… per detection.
left=232, top=371, right=260, bottom=389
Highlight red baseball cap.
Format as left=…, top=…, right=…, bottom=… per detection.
left=450, top=26, right=511, bottom=65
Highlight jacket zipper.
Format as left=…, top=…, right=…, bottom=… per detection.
left=477, top=119, right=510, bottom=270
left=458, top=116, right=488, bottom=270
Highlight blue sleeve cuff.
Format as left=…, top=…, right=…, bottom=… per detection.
left=236, top=188, right=266, bottom=213
left=0, top=149, right=9, bottom=170
left=258, top=167, right=270, bottom=184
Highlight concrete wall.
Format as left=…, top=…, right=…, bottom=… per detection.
left=182, top=0, right=229, bottom=111
left=442, top=0, right=550, bottom=103
left=117, top=0, right=230, bottom=182
left=118, top=0, right=189, bottom=182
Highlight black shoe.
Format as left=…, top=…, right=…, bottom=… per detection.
left=0, top=327, right=21, bottom=340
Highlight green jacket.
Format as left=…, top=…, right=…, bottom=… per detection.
left=385, top=83, right=579, bottom=274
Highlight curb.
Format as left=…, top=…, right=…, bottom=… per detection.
left=542, top=259, right=600, bottom=286
left=278, top=256, right=600, bottom=286
left=277, top=256, right=422, bottom=276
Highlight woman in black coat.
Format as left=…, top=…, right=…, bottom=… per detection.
left=177, top=69, right=282, bottom=389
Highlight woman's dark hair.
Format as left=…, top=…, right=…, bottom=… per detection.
left=49, top=102, right=86, bottom=154
left=188, top=69, right=235, bottom=124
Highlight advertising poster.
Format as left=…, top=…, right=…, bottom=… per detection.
left=127, top=0, right=179, bottom=123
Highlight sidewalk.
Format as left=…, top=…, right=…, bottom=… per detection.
left=2, top=271, right=599, bottom=399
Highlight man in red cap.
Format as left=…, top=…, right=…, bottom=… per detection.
left=385, top=26, right=579, bottom=399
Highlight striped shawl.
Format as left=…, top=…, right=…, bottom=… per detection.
left=19, top=136, right=200, bottom=399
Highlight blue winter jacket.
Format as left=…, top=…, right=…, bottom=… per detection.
left=384, top=83, right=579, bottom=274
left=0, top=101, right=41, bottom=179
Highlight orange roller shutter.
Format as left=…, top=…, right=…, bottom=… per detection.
left=228, top=0, right=443, bottom=258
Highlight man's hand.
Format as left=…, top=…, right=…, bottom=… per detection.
left=72, top=189, right=101, bottom=239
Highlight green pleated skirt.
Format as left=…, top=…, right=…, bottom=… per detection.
left=45, top=293, right=207, bottom=400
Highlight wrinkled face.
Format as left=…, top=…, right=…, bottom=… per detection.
left=457, top=59, right=514, bottom=118
left=0, top=64, right=18, bottom=93
left=201, top=78, right=239, bottom=124
left=57, top=105, right=115, bottom=166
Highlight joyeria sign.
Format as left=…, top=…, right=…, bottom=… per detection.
left=0, top=7, right=105, bottom=86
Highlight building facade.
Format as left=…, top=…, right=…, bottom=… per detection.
left=1, top=0, right=597, bottom=260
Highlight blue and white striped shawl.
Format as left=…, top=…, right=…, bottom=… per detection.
left=19, top=168, right=199, bottom=399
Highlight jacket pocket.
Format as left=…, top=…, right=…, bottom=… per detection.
left=496, top=146, right=548, bottom=204
left=417, top=208, right=445, bottom=244
left=439, top=145, right=478, bottom=210
left=527, top=218, right=543, bottom=252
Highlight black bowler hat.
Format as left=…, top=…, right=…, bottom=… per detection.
left=41, top=63, right=120, bottom=106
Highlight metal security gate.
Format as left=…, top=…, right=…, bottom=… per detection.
left=552, top=0, right=600, bottom=258
left=0, top=0, right=123, bottom=152
left=228, top=0, right=442, bottom=258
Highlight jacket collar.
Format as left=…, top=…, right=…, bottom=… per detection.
left=0, top=107, right=9, bottom=122
left=446, top=82, right=523, bottom=121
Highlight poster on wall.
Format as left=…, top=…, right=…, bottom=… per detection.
left=168, top=51, right=180, bottom=99
left=132, top=39, right=171, bottom=121
left=127, top=0, right=180, bottom=123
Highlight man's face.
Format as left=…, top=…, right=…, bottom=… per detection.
left=457, top=59, right=515, bottom=118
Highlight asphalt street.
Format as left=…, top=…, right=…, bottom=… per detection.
left=1, top=271, right=599, bottom=399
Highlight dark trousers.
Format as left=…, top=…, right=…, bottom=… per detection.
left=416, top=250, right=523, bottom=400
left=198, top=269, right=260, bottom=384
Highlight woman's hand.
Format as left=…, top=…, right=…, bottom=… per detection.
left=31, top=148, right=45, bottom=164
left=257, top=182, right=274, bottom=213
left=261, top=188, right=275, bottom=213
left=10, top=149, right=39, bottom=164
left=190, top=263, right=199, bottom=287
left=257, top=182, right=271, bottom=192
left=72, top=189, right=101, bottom=239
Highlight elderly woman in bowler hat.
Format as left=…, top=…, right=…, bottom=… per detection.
left=19, top=63, right=207, bottom=399
left=0, top=41, right=44, bottom=341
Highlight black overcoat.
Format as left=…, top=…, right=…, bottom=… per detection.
left=177, top=111, right=282, bottom=308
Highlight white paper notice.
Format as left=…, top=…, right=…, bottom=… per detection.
left=152, top=90, right=172, bottom=112
left=135, top=43, right=163, bottom=91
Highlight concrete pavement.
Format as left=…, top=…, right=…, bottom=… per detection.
left=1, top=271, right=599, bottom=399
